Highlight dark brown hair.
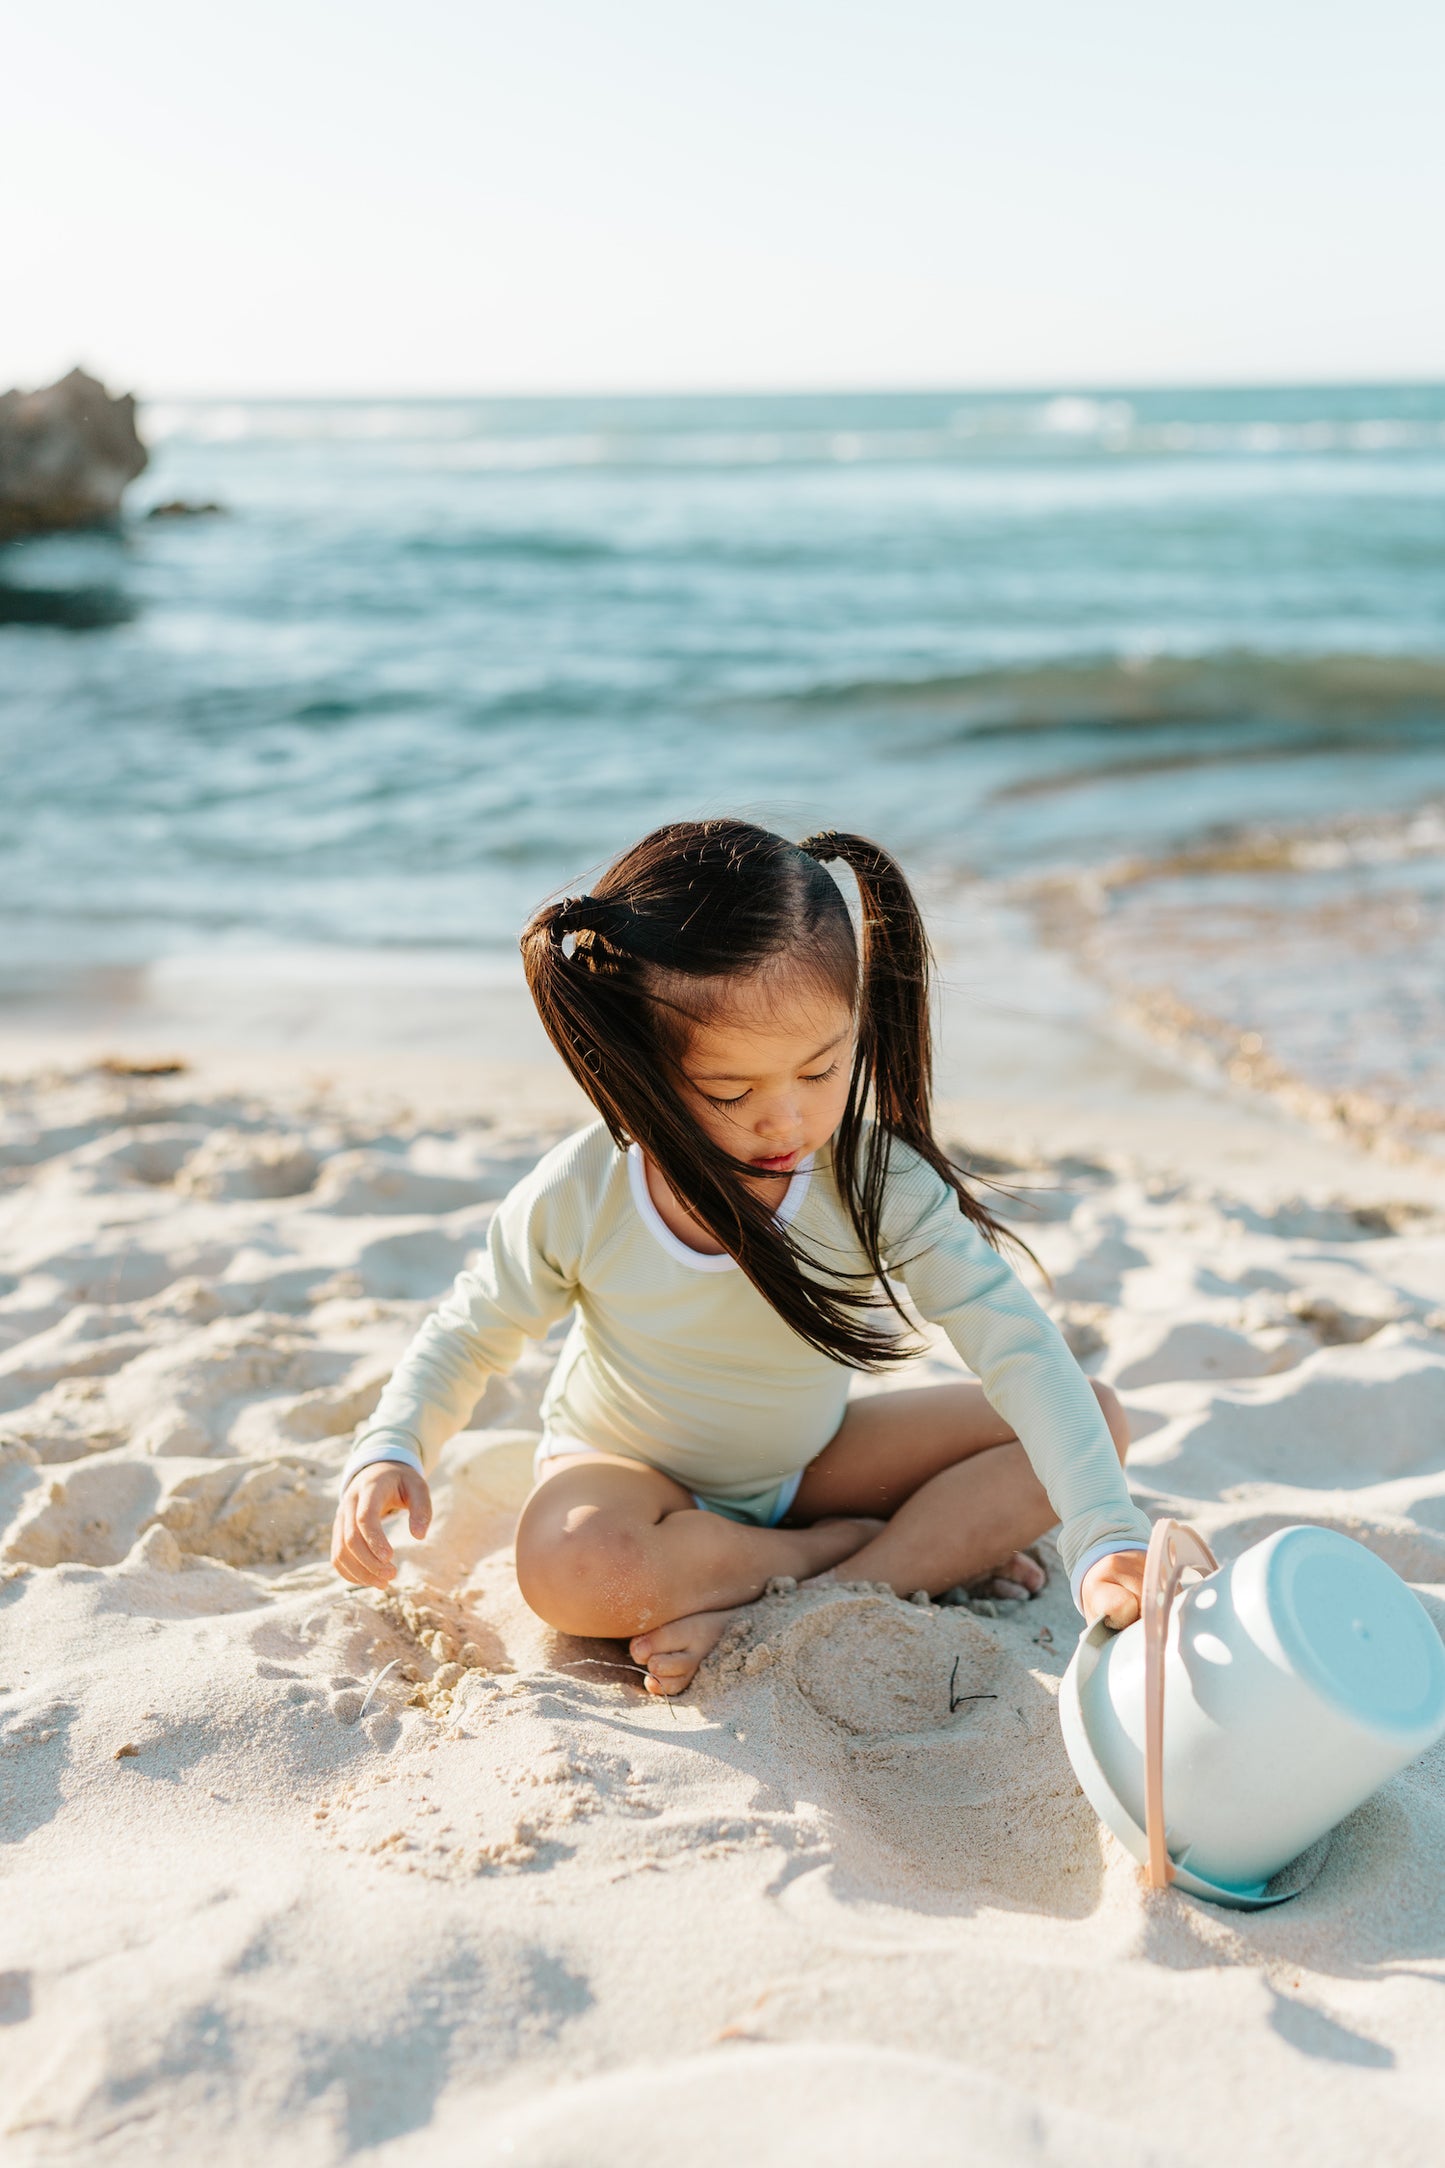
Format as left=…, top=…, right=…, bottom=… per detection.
left=521, top=819, right=1022, bottom=1368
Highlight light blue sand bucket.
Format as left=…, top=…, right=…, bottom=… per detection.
left=1059, top=1520, right=1445, bottom=1909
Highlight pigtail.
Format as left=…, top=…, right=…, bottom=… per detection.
left=520, top=895, right=651, bottom=1129
left=800, top=831, right=1037, bottom=1281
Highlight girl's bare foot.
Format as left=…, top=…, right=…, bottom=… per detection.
left=630, top=1514, right=881, bottom=1694
left=963, top=1548, right=1047, bottom=1603
left=630, top=1606, right=743, bottom=1695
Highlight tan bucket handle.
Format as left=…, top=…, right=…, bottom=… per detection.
left=1142, top=1518, right=1220, bottom=1890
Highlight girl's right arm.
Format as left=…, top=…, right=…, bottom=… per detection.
left=330, top=1169, right=579, bottom=1587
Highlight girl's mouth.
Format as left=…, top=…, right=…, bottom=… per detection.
left=751, top=1151, right=799, bottom=1173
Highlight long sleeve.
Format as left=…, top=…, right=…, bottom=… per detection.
left=881, top=1147, right=1152, bottom=1595
left=340, top=1161, right=579, bottom=1489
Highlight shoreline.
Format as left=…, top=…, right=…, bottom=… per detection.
left=10, top=774, right=1445, bottom=1189
left=6, top=875, right=1445, bottom=1211
left=1021, top=795, right=1445, bottom=1170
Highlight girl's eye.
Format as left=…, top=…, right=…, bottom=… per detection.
left=702, top=1059, right=838, bottom=1111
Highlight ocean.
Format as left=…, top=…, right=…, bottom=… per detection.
left=3, top=384, right=1444, bottom=1138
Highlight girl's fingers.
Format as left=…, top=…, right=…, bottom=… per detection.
left=338, top=1531, right=391, bottom=1588
left=1094, top=1580, right=1141, bottom=1629
left=353, top=1506, right=394, bottom=1572
left=331, top=1469, right=432, bottom=1586
left=350, top=1523, right=395, bottom=1583
left=330, top=1500, right=390, bottom=1587
left=1080, top=1553, right=1147, bottom=1629
left=332, top=1504, right=378, bottom=1586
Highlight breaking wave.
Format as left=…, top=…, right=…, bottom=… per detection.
left=769, top=650, right=1445, bottom=739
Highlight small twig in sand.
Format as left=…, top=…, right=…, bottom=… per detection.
left=556, top=1657, right=679, bottom=1720
left=949, top=1657, right=998, bottom=1714
left=358, top=1659, right=402, bottom=1722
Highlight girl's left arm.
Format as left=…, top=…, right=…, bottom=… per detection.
left=339, top=1167, right=579, bottom=1490
left=885, top=1157, right=1152, bottom=1605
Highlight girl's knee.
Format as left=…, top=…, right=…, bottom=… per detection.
left=1090, top=1378, right=1130, bottom=1461
left=514, top=1492, right=653, bottom=1635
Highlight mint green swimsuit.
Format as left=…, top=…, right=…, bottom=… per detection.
left=341, top=1119, right=1150, bottom=1586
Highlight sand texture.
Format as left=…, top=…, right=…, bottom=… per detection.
left=2, top=1054, right=1444, bottom=2165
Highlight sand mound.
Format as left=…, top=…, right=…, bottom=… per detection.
left=1, top=1057, right=1443, bottom=2164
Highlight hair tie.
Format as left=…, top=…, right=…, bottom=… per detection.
left=799, top=831, right=842, bottom=866
left=551, top=894, right=597, bottom=938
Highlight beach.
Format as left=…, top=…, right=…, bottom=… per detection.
left=3, top=1020, right=1444, bottom=2166
left=9, top=0, right=1445, bottom=2128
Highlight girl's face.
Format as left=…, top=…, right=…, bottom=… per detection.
left=675, top=973, right=855, bottom=1178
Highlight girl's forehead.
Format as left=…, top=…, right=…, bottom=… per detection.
left=683, top=980, right=853, bottom=1074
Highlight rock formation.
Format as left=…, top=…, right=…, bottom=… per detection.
left=0, top=368, right=148, bottom=540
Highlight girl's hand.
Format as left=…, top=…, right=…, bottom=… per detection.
left=331, top=1463, right=432, bottom=1588
left=1080, top=1549, right=1147, bottom=1630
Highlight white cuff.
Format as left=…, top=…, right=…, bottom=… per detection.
left=1069, top=1537, right=1150, bottom=1614
left=340, top=1438, right=426, bottom=1493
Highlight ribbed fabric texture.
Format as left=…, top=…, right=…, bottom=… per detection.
left=341, top=1120, right=1151, bottom=1583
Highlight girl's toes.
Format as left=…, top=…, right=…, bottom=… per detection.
left=1010, top=1548, right=1047, bottom=1596
left=966, top=1550, right=1047, bottom=1602
left=643, top=1648, right=692, bottom=1681
left=644, top=1656, right=698, bottom=1696
left=630, top=1606, right=740, bottom=1695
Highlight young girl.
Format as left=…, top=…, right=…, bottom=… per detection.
left=331, top=821, right=1152, bottom=1694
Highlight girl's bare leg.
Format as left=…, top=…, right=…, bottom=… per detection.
left=514, top=1452, right=878, bottom=1691
left=787, top=1377, right=1130, bottom=1597
left=525, top=1384, right=1127, bottom=1695
left=633, top=1379, right=1129, bottom=1693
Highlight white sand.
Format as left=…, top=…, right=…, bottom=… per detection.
left=2, top=1037, right=1444, bottom=2167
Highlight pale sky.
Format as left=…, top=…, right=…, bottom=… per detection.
left=7, top=0, right=1443, bottom=396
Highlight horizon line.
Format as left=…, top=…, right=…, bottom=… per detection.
left=72, top=369, right=1445, bottom=404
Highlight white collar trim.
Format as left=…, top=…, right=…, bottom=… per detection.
left=626, top=1143, right=813, bottom=1274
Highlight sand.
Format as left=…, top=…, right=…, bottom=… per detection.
left=2, top=1037, right=1444, bottom=2166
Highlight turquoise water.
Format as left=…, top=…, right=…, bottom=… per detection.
left=3, top=385, right=1445, bottom=1111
